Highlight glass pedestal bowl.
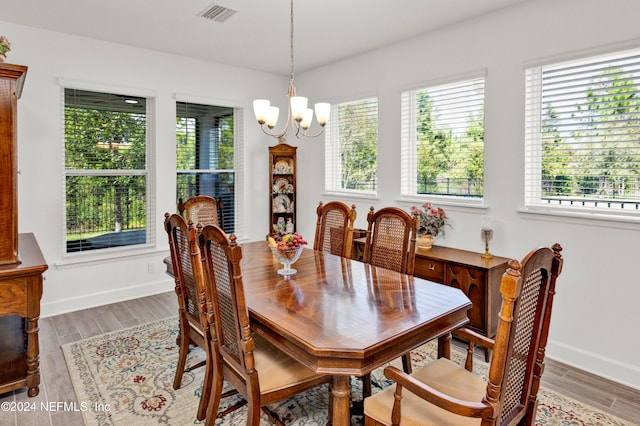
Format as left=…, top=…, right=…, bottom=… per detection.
left=269, top=244, right=305, bottom=276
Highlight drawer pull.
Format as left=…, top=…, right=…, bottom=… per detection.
left=429, top=263, right=435, bottom=271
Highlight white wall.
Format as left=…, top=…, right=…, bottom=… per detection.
left=295, top=0, right=640, bottom=389
left=1, top=21, right=282, bottom=319
left=3, top=0, right=639, bottom=391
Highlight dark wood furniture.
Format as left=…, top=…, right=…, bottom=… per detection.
left=197, top=226, right=332, bottom=426
left=164, top=242, right=472, bottom=425
left=0, top=234, right=48, bottom=397
left=363, top=207, right=419, bottom=276
left=414, top=245, right=510, bottom=354
left=163, top=213, right=211, bottom=421
left=363, top=244, right=564, bottom=426
left=0, top=63, right=27, bottom=266
left=269, top=143, right=297, bottom=234
left=178, top=195, right=224, bottom=230
left=238, top=242, right=471, bottom=425
left=313, top=200, right=357, bottom=258
left=0, top=64, right=48, bottom=398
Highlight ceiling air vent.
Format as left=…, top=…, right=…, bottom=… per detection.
left=197, top=4, right=237, bottom=23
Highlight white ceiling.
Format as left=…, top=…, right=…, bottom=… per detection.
left=1, top=0, right=530, bottom=75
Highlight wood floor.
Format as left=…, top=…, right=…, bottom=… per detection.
left=0, top=291, right=638, bottom=426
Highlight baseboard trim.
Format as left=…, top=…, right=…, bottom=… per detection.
left=547, top=339, right=640, bottom=391
left=41, top=279, right=174, bottom=318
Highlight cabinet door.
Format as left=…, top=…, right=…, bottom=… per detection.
left=446, top=264, right=487, bottom=334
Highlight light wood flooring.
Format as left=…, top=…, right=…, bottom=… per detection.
left=0, top=291, right=638, bottom=425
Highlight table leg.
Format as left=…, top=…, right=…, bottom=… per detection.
left=25, top=315, right=41, bottom=397
left=330, top=375, right=351, bottom=426
left=437, top=333, right=451, bottom=359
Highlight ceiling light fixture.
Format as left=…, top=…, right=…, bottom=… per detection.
left=253, top=0, right=330, bottom=143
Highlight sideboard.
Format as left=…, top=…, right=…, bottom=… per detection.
left=0, top=233, right=48, bottom=396
left=413, top=245, right=509, bottom=359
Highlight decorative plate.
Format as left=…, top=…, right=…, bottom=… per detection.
left=273, top=177, right=293, bottom=194
left=274, top=159, right=293, bottom=174
left=272, top=194, right=292, bottom=213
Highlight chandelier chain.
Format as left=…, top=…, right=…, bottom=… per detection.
left=289, top=0, right=295, bottom=90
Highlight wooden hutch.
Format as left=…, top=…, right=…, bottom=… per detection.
left=0, top=63, right=48, bottom=397
left=269, top=143, right=297, bottom=235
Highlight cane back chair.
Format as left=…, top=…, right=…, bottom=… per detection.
left=196, top=224, right=333, bottom=425
left=359, top=207, right=419, bottom=397
left=363, top=244, right=564, bottom=426
left=363, top=206, right=418, bottom=276
left=179, top=195, right=224, bottom=230
left=314, top=201, right=357, bottom=258
left=163, top=213, right=212, bottom=421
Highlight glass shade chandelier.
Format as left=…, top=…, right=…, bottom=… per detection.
left=253, top=0, right=330, bottom=143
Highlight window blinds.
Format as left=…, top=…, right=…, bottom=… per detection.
left=400, top=77, right=485, bottom=198
left=525, top=48, right=640, bottom=211
left=325, top=97, right=378, bottom=193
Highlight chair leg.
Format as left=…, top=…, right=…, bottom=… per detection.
left=401, top=352, right=412, bottom=374
left=362, top=373, right=372, bottom=398
left=196, top=349, right=214, bottom=421
left=205, top=364, right=225, bottom=426
left=173, top=329, right=190, bottom=389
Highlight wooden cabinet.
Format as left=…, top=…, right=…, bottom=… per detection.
left=414, top=246, right=509, bottom=342
left=0, top=63, right=27, bottom=266
left=0, top=63, right=48, bottom=397
left=269, top=143, right=297, bottom=234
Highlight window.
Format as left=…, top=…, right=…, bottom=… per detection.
left=64, top=88, right=153, bottom=253
left=401, top=77, right=485, bottom=199
left=325, top=97, right=378, bottom=194
left=525, top=48, right=640, bottom=215
left=176, top=101, right=239, bottom=233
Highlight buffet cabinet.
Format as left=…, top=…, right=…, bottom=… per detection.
left=269, top=143, right=297, bottom=234
left=414, top=246, right=509, bottom=346
left=0, top=63, right=48, bottom=397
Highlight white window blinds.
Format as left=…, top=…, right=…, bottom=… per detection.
left=325, top=97, right=378, bottom=194
left=64, top=88, right=154, bottom=253
left=400, top=77, right=485, bottom=199
left=525, top=48, right=640, bottom=213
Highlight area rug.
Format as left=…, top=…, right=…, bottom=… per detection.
left=62, top=317, right=635, bottom=425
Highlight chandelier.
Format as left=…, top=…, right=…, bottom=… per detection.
left=252, top=0, right=330, bottom=143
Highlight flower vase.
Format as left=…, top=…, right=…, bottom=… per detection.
left=0, top=54, right=5, bottom=63
left=417, top=234, right=436, bottom=250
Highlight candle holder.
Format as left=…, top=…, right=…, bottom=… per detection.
left=481, top=228, right=494, bottom=259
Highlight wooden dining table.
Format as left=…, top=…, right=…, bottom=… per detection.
left=231, top=241, right=471, bottom=425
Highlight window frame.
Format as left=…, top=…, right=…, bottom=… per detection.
left=60, top=79, right=157, bottom=260
left=524, top=47, right=640, bottom=224
left=175, top=93, right=244, bottom=238
left=400, top=72, right=487, bottom=206
left=324, top=95, right=379, bottom=197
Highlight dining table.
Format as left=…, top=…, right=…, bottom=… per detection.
left=165, top=240, right=471, bottom=425
left=234, top=241, right=472, bottom=425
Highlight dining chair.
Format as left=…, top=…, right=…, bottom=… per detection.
left=163, top=213, right=212, bottom=421
left=362, top=206, right=419, bottom=393
left=313, top=201, right=357, bottom=258
left=363, top=206, right=419, bottom=276
left=178, top=195, right=225, bottom=230
left=196, top=224, right=333, bottom=425
left=363, top=243, right=564, bottom=426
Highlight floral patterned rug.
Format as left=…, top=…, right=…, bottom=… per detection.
left=62, top=317, right=635, bottom=425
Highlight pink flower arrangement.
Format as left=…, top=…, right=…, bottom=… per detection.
left=0, top=36, right=11, bottom=56
left=411, top=202, right=450, bottom=237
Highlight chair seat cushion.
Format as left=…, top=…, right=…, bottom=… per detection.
left=252, top=334, right=325, bottom=394
left=364, top=357, right=486, bottom=425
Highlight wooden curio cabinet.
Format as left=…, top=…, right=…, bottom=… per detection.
left=269, top=143, right=297, bottom=235
left=0, top=63, right=48, bottom=397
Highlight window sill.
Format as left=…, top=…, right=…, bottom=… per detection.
left=398, top=196, right=488, bottom=214
left=321, top=191, right=379, bottom=203
left=518, top=206, right=640, bottom=230
left=55, top=245, right=167, bottom=269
